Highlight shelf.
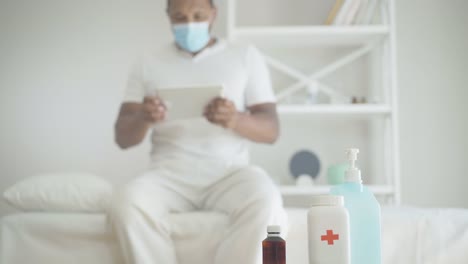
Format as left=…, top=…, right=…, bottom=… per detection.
left=277, top=104, right=391, bottom=115
left=227, top=0, right=400, bottom=205
left=280, top=185, right=394, bottom=196
left=232, top=25, right=389, bottom=46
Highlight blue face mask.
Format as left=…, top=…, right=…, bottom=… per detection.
left=172, top=22, right=211, bottom=53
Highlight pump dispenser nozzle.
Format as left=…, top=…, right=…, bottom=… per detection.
left=345, top=148, right=362, bottom=183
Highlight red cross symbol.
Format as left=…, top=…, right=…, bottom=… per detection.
left=321, top=230, right=339, bottom=245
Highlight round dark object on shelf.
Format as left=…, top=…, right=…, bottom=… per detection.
left=289, top=150, right=321, bottom=179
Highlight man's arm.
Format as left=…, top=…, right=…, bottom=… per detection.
left=232, top=103, right=279, bottom=144
left=114, top=97, right=166, bottom=149
left=204, top=98, right=279, bottom=144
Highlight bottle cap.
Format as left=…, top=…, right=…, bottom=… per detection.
left=345, top=148, right=362, bottom=183
left=267, top=225, right=281, bottom=234
left=309, top=195, right=344, bottom=207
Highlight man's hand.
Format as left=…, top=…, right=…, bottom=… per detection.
left=114, top=97, right=165, bottom=149
left=141, top=96, right=167, bottom=124
left=204, top=97, right=239, bottom=129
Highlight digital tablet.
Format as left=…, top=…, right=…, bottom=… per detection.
left=151, top=85, right=223, bottom=121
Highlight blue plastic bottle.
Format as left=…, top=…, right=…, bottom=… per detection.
left=330, top=149, right=381, bottom=264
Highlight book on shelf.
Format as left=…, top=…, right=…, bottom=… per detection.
left=327, top=0, right=380, bottom=25
left=333, top=0, right=356, bottom=25
left=325, top=0, right=344, bottom=25
left=354, top=0, right=369, bottom=24
left=343, top=0, right=362, bottom=25
left=359, top=0, right=379, bottom=24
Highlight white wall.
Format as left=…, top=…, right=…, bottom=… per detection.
left=0, top=0, right=467, bottom=217
left=0, top=0, right=171, bottom=216
left=396, top=0, right=468, bottom=207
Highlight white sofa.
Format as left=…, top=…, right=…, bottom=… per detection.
left=2, top=207, right=468, bottom=264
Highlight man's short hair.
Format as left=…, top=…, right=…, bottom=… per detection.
left=167, top=0, right=215, bottom=9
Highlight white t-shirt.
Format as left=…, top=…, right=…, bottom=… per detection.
left=123, top=39, right=275, bottom=166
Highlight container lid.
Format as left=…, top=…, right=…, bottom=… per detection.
left=267, top=225, right=281, bottom=234
left=345, top=148, right=362, bottom=183
left=309, top=195, right=344, bottom=207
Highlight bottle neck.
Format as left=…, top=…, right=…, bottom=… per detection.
left=345, top=168, right=362, bottom=183
left=267, top=232, right=281, bottom=237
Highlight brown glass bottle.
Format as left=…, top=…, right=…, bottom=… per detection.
left=262, top=225, right=286, bottom=264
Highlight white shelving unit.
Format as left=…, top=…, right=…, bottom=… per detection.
left=232, top=25, right=389, bottom=46
left=226, top=0, right=401, bottom=204
left=278, top=104, right=391, bottom=115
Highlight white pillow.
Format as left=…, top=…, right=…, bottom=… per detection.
left=3, top=173, right=113, bottom=213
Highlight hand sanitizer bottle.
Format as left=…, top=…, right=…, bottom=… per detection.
left=330, top=149, right=382, bottom=264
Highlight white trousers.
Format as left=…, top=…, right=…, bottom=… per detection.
left=107, top=160, right=287, bottom=264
